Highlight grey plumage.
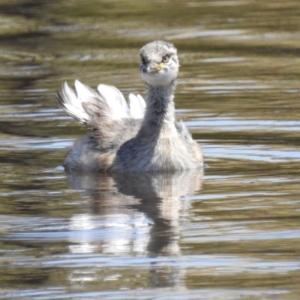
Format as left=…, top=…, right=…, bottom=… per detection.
left=57, top=40, right=203, bottom=172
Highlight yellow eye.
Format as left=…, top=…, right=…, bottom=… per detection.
left=162, top=56, right=169, bottom=63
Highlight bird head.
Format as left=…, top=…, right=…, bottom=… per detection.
left=139, top=40, right=179, bottom=87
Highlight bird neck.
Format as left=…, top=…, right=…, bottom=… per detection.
left=141, top=81, right=176, bottom=133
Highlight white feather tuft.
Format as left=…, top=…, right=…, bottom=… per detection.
left=58, top=80, right=145, bottom=123
left=97, top=84, right=130, bottom=119
left=128, top=93, right=146, bottom=119
left=75, top=79, right=100, bottom=100
left=60, top=82, right=90, bottom=122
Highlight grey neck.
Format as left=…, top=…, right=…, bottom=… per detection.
left=139, top=81, right=176, bottom=136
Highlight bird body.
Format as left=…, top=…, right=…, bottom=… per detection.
left=57, top=40, right=203, bottom=172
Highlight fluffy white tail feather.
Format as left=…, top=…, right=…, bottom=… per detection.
left=57, top=80, right=146, bottom=123
left=97, top=84, right=130, bottom=119
left=128, top=93, right=146, bottom=119
left=75, top=79, right=100, bottom=100
left=58, top=82, right=91, bottom=123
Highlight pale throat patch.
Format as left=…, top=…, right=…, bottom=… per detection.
left=140, top=67, right=178, bottom=86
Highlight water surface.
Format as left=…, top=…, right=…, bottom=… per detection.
left=0, top=0, right=300, bottom=299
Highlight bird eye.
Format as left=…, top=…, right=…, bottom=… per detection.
left=162, top=56, right=170, bottom=63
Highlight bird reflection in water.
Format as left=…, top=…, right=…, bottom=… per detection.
left=65, top=169, right=203, bottom=288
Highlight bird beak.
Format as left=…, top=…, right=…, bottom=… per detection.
left=147, top=62, right=163, bottom=74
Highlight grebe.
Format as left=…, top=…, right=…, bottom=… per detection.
left=57, top=40, right=203, bottom=172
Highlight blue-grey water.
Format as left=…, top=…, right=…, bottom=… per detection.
left=0, top=1, right=300, bottom=299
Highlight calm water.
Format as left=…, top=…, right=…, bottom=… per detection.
left=1, top=0, right=300, bottom=299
